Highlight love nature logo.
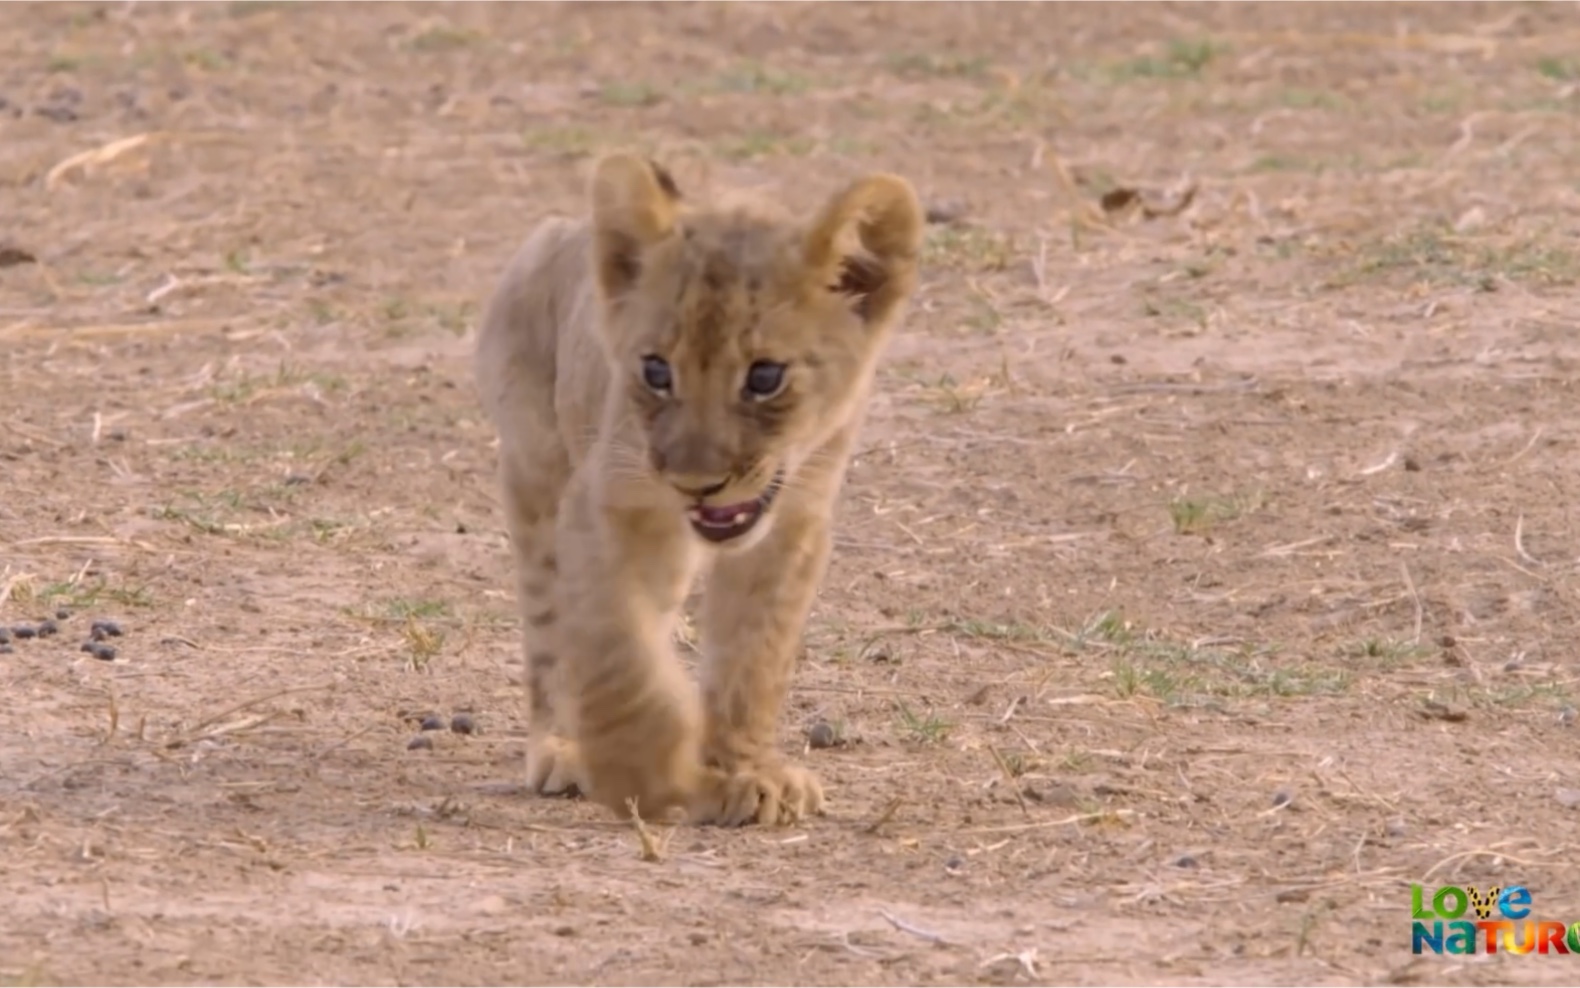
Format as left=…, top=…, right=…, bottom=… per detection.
left=1412, top=884, right=1580, bottom=955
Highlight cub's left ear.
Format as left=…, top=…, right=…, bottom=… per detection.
left=803, top=173, right=924, bottom=327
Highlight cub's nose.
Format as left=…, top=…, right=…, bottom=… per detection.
left=670, top=477, right=729, bottom=500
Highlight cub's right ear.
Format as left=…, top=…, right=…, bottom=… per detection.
left=589, top=154, right=682, bottom=300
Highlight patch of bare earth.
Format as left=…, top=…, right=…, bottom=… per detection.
left=3, top=2, right=1579, bottom=985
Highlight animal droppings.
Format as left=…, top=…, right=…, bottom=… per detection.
left=91, top=620, right=125, bottom=639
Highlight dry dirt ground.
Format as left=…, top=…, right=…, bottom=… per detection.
left=3, top=2, right=1580, bottom=985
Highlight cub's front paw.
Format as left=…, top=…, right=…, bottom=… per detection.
left=525, top=733, right=586, bottom=797
left=691, top=758, right=825, bottom=827
left=576, top=710, right=703, bottom=822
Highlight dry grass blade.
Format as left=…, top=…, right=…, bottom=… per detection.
left=166, top=683, right=334, bottom=748
left=46, top=132, right=161, bottom=190
left=879, top=908, right=953, bottom=946
left=0, top=319, right=230, bottom=341
left=987, top=743, right=1031, bottom=819
left=864, top=796, right=904, bottom=835
left=962, top=809, right=1137, bottom=835
left=625, top=797, right=670, bottom=862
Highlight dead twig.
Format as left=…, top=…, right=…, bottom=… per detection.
left=879, top=908, right=952, bottom=946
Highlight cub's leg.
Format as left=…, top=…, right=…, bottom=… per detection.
left=692, top=498, right=836, bottom=827
left=550, top=461, right=707, bottom=821
left=499, top=447, right=585, bottom=797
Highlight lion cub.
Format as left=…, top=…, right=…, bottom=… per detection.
left=473, top=154, right=923, bottom=826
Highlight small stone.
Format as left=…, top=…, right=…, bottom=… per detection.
left=555, top=925, right=577, bottom=938
left=55, top=608, right=70, bottom=620
left=419, top=715, right=446, bottom=732
left=1172, top=853, right=1200, bottom=868
left=1558, top=706, right=1576, bottom=726
left=0, top=628, right=10, bottom=644
left=923, top=198, right=967, bottom=225
left=88, top=643, right=117, bottom=661
left=807, top=721, right=839, bottom=749
left=450, top=713, right=476, bottom=735
left=1385, top=817, right=1408, bottom=837
left=13, top=625, right=36, bottom=640
left=1272, top=789, right=1293, bottom=808
left=943, top=855, right=965, bottom=873
left=283, top=473, right=313, bottom=486
left=1438, top=634, right=1456, bottom=648
left=406, top=735, right=433, bottom=751
left=37, top=619, right=58, bottom=638
left=686, top=931, right=706, bottom=946
left=91, top=620, right=124, bottom=639
left=0, top=644, right=13, bottom=655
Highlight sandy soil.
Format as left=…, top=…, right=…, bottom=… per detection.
left=3, top=2, right=1580, bottom=985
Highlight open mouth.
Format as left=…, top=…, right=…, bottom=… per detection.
left=685, top=470, right=785, bottom=544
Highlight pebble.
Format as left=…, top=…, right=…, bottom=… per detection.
left=13, top=625, right=36, bottom=640
left=807, top=720, right=839, bottom=749
left=1385, top=817, right=1408, bottom=838
left=87, top=643, right=117, bottom=661
left=1172, top=853, right=1200, bottom=868
left=0, top=628, right=10, bottom=644
left=37, top=619, right=58, bottom=638
left=1272, top=789, right=1293, bottom=808
left=0, top=644, right=12, bottom=655
left=55, top=608, right=70, bottom=620
left=406, top=734, right=434, bottom=751
left=450, top=713, right=476, bottom=735
left=419, top=715, right=446, bottom=732
left=91, top=620, right=124, bottom=640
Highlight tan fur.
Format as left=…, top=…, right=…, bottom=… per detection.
left=473, top=154, right=923, bottom=826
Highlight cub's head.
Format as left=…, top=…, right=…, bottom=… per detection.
left=587, top=154, right=923, bottom=548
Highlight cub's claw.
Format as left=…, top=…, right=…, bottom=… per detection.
left=691, top=759, right=825, bottom=827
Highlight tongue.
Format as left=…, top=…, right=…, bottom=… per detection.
left=697, top=501, right=756, bottom=525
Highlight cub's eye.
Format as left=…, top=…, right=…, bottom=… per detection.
left=641, top=355, right=673, bottom=394
left=743, top=360, right=786, bottom=399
